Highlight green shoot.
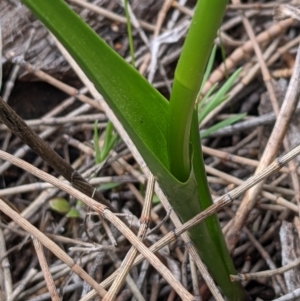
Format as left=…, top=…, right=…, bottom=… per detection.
left=124, top=0, right=135, bottom=67
left=198, top=67, right=242, bottom=124
left=93, top=121, right=117, bottom=164
left=201, top=113, right=246, bottom=139
left=198, top=44, right=217, bottom=103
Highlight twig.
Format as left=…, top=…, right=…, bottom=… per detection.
left=201, top=18, right=294, bottom=96
left=189, top=254, right=200, bottom=301
left=2, top=29, right=35, bottom=102
left=1, top=141, right=300, bottom=300
left=103, top=175, right=155, bottom=301
left=0, top=91, right=90, bottom=174
left=0, top=215, right=13, bottom=300
left=0, top=198, right=108, bottom=297
left=67, top=0, right=155, bottom=32
left=231, top=256, right=300, bottom=282
left=103, top=174, right=154, bottom=300
left=0, top=97, right=113, bottom=210
left=267, top=288, right=300, bottom=301
left=7, top=268, right=37, bottom=301
left=0, top=152, right=195, bottom=301
left=32, top=238, right=60, bottom=301
left=226, top=31, right=300, bottom=252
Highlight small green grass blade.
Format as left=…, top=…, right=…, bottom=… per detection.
left=201, top=113, right=246, bottom=139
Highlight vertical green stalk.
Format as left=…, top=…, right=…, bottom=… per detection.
left=190, top=112, right=248, bottom=300
left=168, top=0, right=228, bottom=181
left=167, top=0, right=249, bottom=299
left=124, top=0, right=135, bottom=66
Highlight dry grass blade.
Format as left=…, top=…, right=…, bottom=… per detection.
left=0, top=96, right=112, bottom=210
left=32, top=238, right=60, bottom=301
left=226, top=26, right=300, bottom=252
left=0, top=198, right=109, bottom=297
left=0, top=215, right=13, bottom=301
left=0, top=150, right=195, bottom=301
left=103, top=174, right=154, bottom=300
left=202, top=18, right=294, bottom=95
left=1, top=140, right=300, bottom=300
left=79, top=143, right=300, bottom=301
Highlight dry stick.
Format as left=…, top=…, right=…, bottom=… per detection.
left=268, top=35, right=300, bottom=67
left=270, top=288, right=300, bottom=301
left=205, top=105, right=300, bottom=138
left=202, top=145, right=291, bottom=174
left=3, top=158, right=83, bottom=240
left=227, top=2, right=280, bottom=10
left=68, top=0, right=155, bottom=32
left=0, top=113, right=106, bottom=131
left=0, top=89, right=90, bottom=175
left=0, top=97, right=113, bottom=211
left=0, top=198, right=108, bottom=298
left=274, top=4, right=300, bottom=220
left=0, top=215, right=13, bottom=300
left=103, top=174, right=155, bottom=301
left=274, top=4, right=300, bottom=217
left=109, top=154, right=169, bottom=235
left=201, top=18, right=293, bottom=96
left=205, top=165, right=297, bottom=203
left=149, top=273, right=159, bottom=301
left=189, top=254, right=200, bottom=301
left=2, top=29, right=35, bottom=102
left=32, top=238, right=60, bottom=301
left=231, top=256, right=300, bottom=282
left=79, top=142, right=300, bottom=301
left=105, top=250, right=146, bottom=301
left=13, top=58, right=103, bottom=111
left=17, top=253, right=101, bottom=300
left=121, top=0, right=171, bottom=89
left=0, top=176, right=136, bottom=197
left=205, top=164, right=299, bottom=215
left=0, top=152, right=195, bottom=301
left=226, top=209, right=286, bottom=293
left=226, top=11, right=300, bottom=254
left=8, top=269, right=38, bottom=301
left=236, top=0, right=300, bottom=227
left=138, top=0, right=173, bottom=75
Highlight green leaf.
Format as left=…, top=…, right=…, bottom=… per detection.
left=198, top=44, right=217, bottom=102
left=23, top=0, right=169, bottom=177
left=66, top=207, right=80, bottom=218
left=152, top=194, right=160, bottom=204
left=49, top=198, right=70, bottom=214
left=124, top=0, right=135, bottom=66
left=93, top=121, right=101, bottom=164
left=94, top=121, right=117, bottom=164
left=198, top=67, right=242, bottom=124
left=201, top=113, right=246, bottom=139
left=98, top=182, right=120, bottom=192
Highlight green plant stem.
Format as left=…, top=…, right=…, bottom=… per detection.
left=189, top=112, right=247, bottom=300
left=21, top=1, right=249, bottom=299
left=124, top=0, right=135, bottom=67
left=168, top=0, right=228, bottom=181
